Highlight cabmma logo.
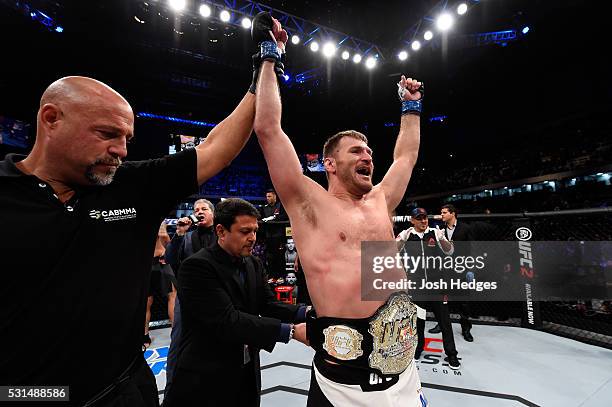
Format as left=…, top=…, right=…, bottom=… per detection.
left=89, top=207, right=137, bottom=222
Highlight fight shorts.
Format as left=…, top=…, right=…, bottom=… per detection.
left=307, top=292, right=427, bottom=406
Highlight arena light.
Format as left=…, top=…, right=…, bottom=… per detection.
left=219, top=10, right=230, bottom=22
left=457, top=3, right=468, bottom=15
left=398, top=50, right=408, bottom=61
left=341, top=50, right=350, bottom=60
left=291, top=35, right=300, bottom=45
left=352, top=53, right=362, bottom=63
left=411, top=40, right=421, bottom=51
left=436, top=13, right=454, bottom=31
left=322, top=42, right=336, bottom=58
left=309, top=41, right=319, bottom=52
left=241, top=17, right=251, bottom=29
left=365, top=56, right=377, bottom=69
left=168, top=0, right=186, bottom=12
left=199, top=4, right=211, bottom=17
left=424, top=30, right=433, bottom=41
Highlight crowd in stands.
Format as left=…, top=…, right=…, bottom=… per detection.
left=199, top=165, right=268, bottom=198
left=408, top=116, right=612, bottom=196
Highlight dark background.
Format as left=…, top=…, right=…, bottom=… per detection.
left=1, top=0, right=610, bottom=195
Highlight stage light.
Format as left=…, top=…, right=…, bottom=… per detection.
left=352, top=54, right=362, bottom=63
left=283, top=74, right=290, bottom=82
left=220, top=10, right=230, bottom=22
left=365, top=56, right=376, bottom=69
left=411, top=41, right=421, bottom=51
left=398, top=51, right=408, bottom=61
left=522, top=26, right=530, bottom=34
left=322, top=42, right=336, bottom=58
left=291, top=35, right=300, bottom=45
left=310, top=41, right=319, bottom=52
left=169, top=0, right=186, bottom=12
left=436, top=13, right=453, bottom=31
left=241, top=17, right=251, bottom=29
left=341, top=50, right=350, bottom=60
left=55, top=26, right=64, bottom=33
left=457, top=3, right=468, bottom=15
left=424, top=30, right=433, bottom=41
left=199, top=4, right=211, bottom=17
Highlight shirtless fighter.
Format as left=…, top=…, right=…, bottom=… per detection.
left=251, top=13, right=427, bottom=406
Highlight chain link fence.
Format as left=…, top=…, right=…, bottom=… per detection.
left=152, top=210, right=612, bottom=349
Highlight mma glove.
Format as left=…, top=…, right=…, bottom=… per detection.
left=398, top=82, right=424, bottom=116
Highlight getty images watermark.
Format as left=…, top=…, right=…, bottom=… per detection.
left=360, top=240, right=612, bottom=302
left=370, top=251, right=497, bottom=292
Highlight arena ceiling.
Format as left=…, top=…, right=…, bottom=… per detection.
left=0, top=0, right=608, bottom=170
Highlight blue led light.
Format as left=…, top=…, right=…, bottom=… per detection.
left=136, top=112, right=217, bottom=127
left=429, top=115, right=447, bottom=122
left=55, top=26, right=63, bottom=33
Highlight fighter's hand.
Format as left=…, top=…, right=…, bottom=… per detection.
left=176, top=217, right=192, bottom=235
left=397, top=75, right=423, bottom=101
left=293, top=323, right=309, bottom=346
left=269, top=17, right=288, bottom=53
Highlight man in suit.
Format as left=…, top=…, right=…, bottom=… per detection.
left=260, top=189, right=289, bottom=278
left=440, top=204, right=475, bottom=342
left=163, top=198, right=309, bottom=407
left=165, top=198, right=216, bottom=273
left=164, top=198, right=216, bottom=393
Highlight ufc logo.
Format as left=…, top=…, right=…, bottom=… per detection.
left=369, top=373, right=393, bottom=385
left=519, top=241, right=532, bottom=268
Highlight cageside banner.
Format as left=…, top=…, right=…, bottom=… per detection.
left=360, top=241, right=612, bottom=302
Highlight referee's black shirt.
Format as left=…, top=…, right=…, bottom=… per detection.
left=0, top=149, right=197, bottom=404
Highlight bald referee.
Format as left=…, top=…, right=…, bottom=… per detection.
left=0, top=74, right=257, bottom=406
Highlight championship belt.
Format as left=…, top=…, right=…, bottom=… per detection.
left=367, top=292, right=418, bottom=375
left=310, top=292, right=418, bottom=376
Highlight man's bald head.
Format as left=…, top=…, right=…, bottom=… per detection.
left=30, top=76, right=135, bottom=187
left=40, top=76, right=131, bottom=112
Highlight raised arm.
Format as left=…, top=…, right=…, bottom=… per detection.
left=194, top=92, right=255, bottom=185
left=379, top=76, right=423, bottom=212
left=252, top=17, right=321, bottom=211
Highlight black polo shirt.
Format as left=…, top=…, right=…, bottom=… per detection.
left=0, top=149, right=197, bottom=404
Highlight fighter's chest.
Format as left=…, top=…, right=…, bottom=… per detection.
left=325, top=206, right=393, bottom=244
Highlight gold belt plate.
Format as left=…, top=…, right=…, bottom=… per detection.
left=368, top=293, right=418, bottom=375
left=322, top=325, right=364, bottom=361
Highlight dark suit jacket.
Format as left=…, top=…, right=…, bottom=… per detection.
left=445, top=220, right=472, bottom=242
left=165, top=226, right=216, bottom=277
left=445, top=220, right=473, bottom=259
left=174, top=241, right=301, bottom=401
